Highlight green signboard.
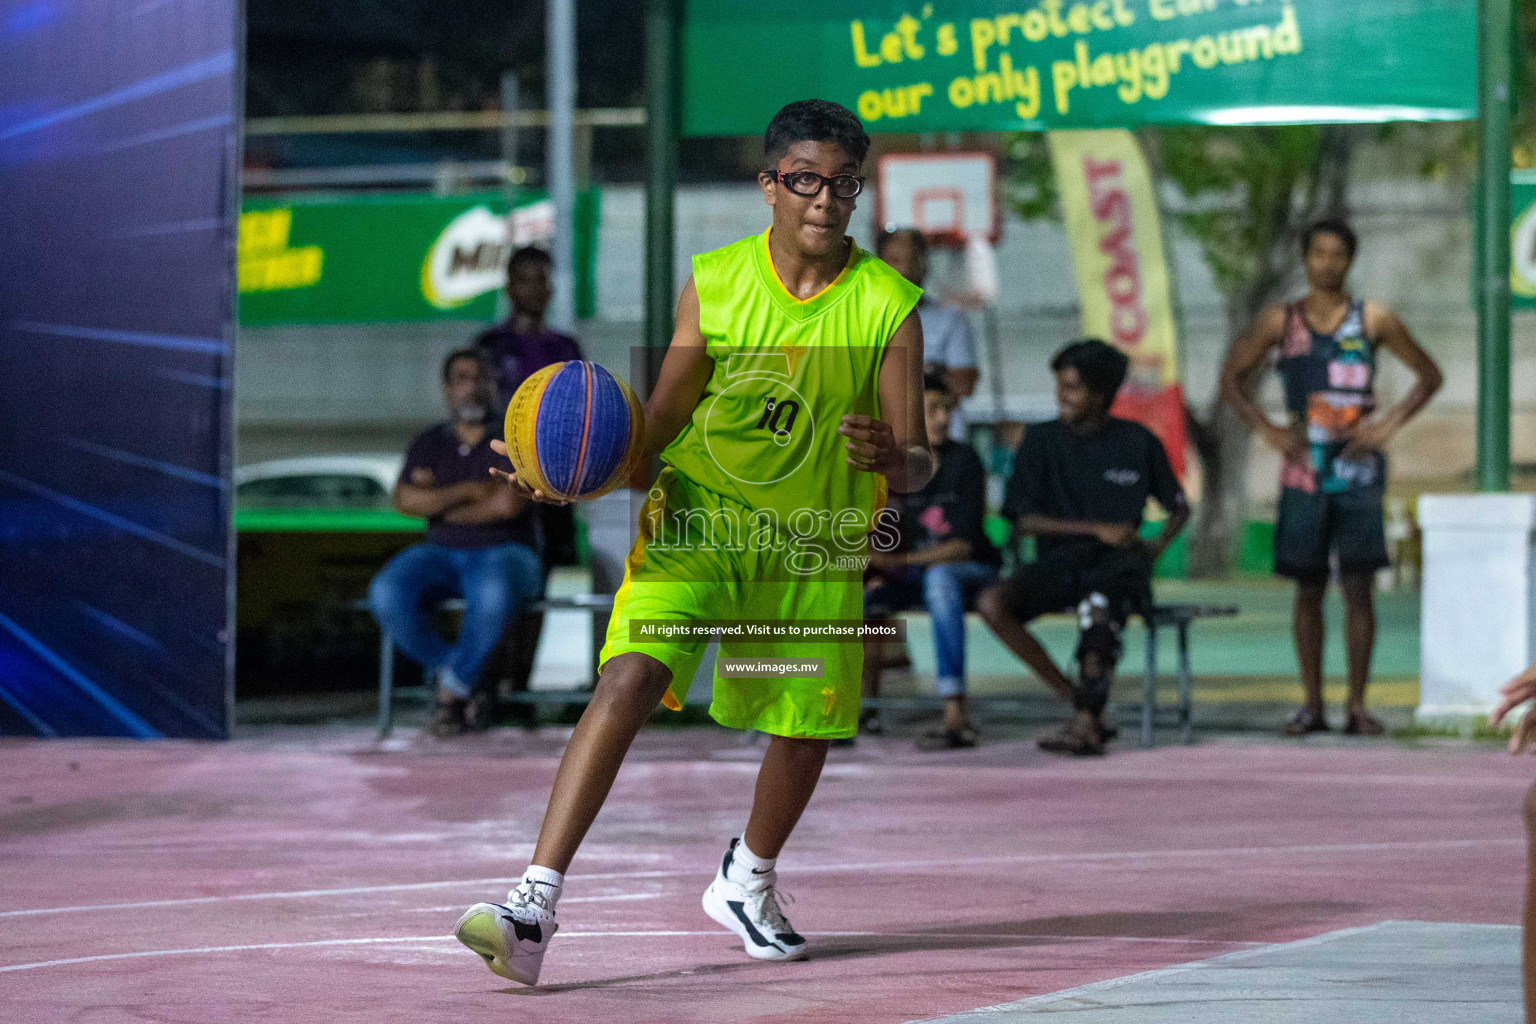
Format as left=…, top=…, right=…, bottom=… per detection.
left=238, top=190, right=599, bottom=325
left=681, top=0, right=1476, bottom=137
left=1513, top=172, right=1536, bottom=311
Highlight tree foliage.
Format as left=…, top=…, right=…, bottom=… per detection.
left=1003, top=124, right=1344, bottom=303
left=1155, top=125, right=1337, bottom=296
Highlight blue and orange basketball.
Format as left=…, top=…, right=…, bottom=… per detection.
left=504, top=361, right=645, bottom=502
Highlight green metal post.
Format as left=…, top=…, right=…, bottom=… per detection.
left=1477, top=0, right=1513, bottom=492
left=644, top=0, right=678, bottom=394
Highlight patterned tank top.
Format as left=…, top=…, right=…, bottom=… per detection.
left=1277, top=297, right=1381, bottom=494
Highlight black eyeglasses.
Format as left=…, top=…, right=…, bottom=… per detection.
left=765, top=169, right=865, bottom=200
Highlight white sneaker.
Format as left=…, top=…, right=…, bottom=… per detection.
left=701, top=838, right=808, bottom=961
left=454, top=882, right=558, bottom=985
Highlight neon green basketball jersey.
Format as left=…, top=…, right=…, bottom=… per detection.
left=660, top=228, right=921, bottom=541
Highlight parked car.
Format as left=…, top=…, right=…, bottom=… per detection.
left=234, top=455, right=416, bottom=694
left=234, top=455, right=403, bottom=511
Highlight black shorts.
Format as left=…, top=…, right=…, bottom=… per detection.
left=1274, top=484, right=1389, bottom=585
left=994, top=543, right=1153, bottom=627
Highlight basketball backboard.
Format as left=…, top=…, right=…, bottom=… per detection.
left=876, top=153, right=998, bottom=245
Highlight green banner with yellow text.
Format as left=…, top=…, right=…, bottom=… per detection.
left=682, top=0, right=1475, bottom=137
left=238, top=190, right=599, bottom=325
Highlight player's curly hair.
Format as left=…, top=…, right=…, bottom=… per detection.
left=1051, top=339, right=1128, bottom=401
left=507, top=245, right=552, bottom=272
left=1301, top=217, right=1357, bottom=259
left=764, top=100, right=870, bottom=166
left=922, top=369, right=952, bottom=395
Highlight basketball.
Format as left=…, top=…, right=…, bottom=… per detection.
left=503, top=360, right=644, bottom=502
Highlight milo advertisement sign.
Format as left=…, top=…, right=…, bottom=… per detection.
left=238, top=190, right=597, bottom=325
left=420, top=204, right=514, bottom=311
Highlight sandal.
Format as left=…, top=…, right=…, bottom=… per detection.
left=1343, top=710, right=1385, bottom=736
left=431, top=694, right=470, bottom=737
left=1280, top=707, right=1329, bottom=736
left=1037, top=720, right=1105, bottom=757
left=465, top=689, right=495, bottom=732
left=916, top=726, right=978, bottom=751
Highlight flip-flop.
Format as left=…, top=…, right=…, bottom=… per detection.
left=1037, top=722, right=1105, bottom=757
left=1280, top=707, right=1329, bottom=736
left=1343, top=710, right=1385, bottom=736
left=465, top=690, right=494, bottom=732
left=916, top=727, right=978, bottom=751
left=431, top=695, right=470, bottom=737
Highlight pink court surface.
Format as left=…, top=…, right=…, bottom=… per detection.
left=1, top=727, right=1527, bottom=1023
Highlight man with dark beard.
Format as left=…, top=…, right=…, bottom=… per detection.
left=368, top=349, right=544, bottom=736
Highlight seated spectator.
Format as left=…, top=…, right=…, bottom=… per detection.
left=369, top=350, right=544, bottom=736
left=878, top=228, right=979, bottom=441
left=976, top=339, right=1190, bottom=757
left=475, top=246, right=584, bottom=408
left=862, top=373, right=1001, bottom=749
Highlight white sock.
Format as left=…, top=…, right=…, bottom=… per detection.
left=727, top=837, right=776, bottom=886
left=512, top=865, right=564, bottom=909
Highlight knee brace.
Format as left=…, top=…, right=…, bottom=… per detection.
left=1073, top=594, right=1122, bottom=715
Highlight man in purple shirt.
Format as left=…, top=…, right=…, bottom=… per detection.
left=474, top=246, right=584, bottom=568
left=475, top=247, right=584, bottom=407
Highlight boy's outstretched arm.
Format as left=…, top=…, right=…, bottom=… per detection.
left=638, top=277, right=714, bottom=460
left=841, top=310, right=934, bottom=493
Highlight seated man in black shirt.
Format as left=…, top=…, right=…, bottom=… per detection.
left=368, top=349, right=544, bottom=736
left=977, top=340, right=1189, bottom=756
left=863, top=373, right=1001, bottom=749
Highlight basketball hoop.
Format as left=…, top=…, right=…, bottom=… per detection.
left=876, top=153, right=999, bottom=249
left=911, top=186, right=966, bottom=242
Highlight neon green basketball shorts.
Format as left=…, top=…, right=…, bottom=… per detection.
left=598, top=468, right=866, bottom=739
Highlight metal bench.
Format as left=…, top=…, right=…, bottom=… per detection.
left=371, top=593, right=614, bottom=738
left=1138, top=603, right=1239, bottom=747
left=873, top=601, right=1239, bottom=748
left=366, top=595, right=1234, bottom=746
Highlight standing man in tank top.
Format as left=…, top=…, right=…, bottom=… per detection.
left=1221, top=218, right=1441, bottom=737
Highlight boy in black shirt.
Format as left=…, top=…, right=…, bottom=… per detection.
left=864, top=374, right=1000, bottom=748
left=977, top=340, right=1189, bottom=756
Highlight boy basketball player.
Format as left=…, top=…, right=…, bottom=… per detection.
left=455, top=99, right=932, bottom=985
left=1221, top=218, right=1441, bottom=737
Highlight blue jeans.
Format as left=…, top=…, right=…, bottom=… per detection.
left=368, top=542, right=544, bottom=697
left=865, top=561, right=999, bottom=698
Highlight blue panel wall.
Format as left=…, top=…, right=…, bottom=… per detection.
left=0, top=0, right=241, bottom=737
